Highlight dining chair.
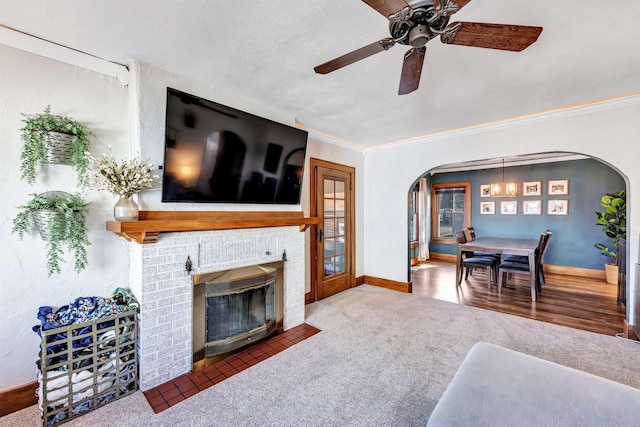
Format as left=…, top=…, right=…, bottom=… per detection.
left=456, top=230, right=474, bottom=260
left=497, top=231, right=548, bottom=297
left=462, top=254, right=500, bottom=289
left=457, top=229, right=499, bottom=287
left=501, top=230, right=552, bottom=292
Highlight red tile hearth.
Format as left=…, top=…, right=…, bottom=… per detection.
left=143, top=323, right=321, bottom=413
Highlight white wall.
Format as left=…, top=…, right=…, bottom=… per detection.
left=0, top=45, right=130, bottom=390
left=363, top=97, right=640, bottom=325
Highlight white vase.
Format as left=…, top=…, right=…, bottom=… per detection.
left=114, top=196, right=139, bottom=221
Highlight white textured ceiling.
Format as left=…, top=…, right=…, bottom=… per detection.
left=1, top=0, right=639, bottom=148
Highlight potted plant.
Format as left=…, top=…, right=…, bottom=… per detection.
left=86, top=147, right=157, bottom=221
left=20, top=106, right=92, bottom=187
left=12, top=191, right=90, bottom=277
left=594, top=189, right=626, bottom=284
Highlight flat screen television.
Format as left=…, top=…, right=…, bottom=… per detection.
left=161, top=88, right=308, bottom=204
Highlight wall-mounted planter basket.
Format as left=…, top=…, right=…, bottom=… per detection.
left=31, top=209, right=83, bottom=241
left=19, top=106, right=92, bottom=186
left=32, top=209, right=63, bottom=241
left=43, top=131, right=75, bottom=165
left=12, top=191, right=90, bottom=276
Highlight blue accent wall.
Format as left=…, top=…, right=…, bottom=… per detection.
left=430, top=159, right=625, bottom=270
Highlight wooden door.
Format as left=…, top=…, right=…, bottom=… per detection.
left=310, top=159, right=355, bottom=301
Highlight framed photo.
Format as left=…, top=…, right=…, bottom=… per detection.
left=500, top=201, right=517, bottom=215
left=522, top=181, right=542, bottom=196
left=480, top=201, right=495, bottom=215
left=480, top=184, right=491, bottom=198
left=548, top=179, right=569, bottom=195
left=523, top=200, right=542, bottom=215
left=548, top=199, right=569, bottom=215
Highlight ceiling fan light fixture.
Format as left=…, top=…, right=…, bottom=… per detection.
left=409, top=24, right=431, bottom=47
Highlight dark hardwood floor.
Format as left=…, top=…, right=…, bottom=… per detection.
left=411, top=260, right=626, bottom=336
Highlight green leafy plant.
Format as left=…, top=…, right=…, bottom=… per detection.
left=594, top=189, right=626, bottom=265
left=12, top=192, right=90, bottom=276
left=20, top=106, right=92, bottom=187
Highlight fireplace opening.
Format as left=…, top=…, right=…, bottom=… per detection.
left=192, top=261, right=283, bottom=370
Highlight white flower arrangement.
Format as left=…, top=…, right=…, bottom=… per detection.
left=86, top=148, right=157, bottom=198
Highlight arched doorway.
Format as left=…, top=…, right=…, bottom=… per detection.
left=407, top=152, right=629, bottom=336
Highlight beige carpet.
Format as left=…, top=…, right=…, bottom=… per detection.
left=3, top=285, right=640, bottom=426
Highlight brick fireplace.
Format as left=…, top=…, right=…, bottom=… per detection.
left=128, top=226, right=306, bottom=391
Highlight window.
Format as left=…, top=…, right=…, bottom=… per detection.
left=409, top=186, right=419, bottom=243
left=430, top=182, right=471, bottom=244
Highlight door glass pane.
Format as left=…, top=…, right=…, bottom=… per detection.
left=335, top=255, right=345, bottom=274
left=324, top=219, right=335, bottom=238
left=335, top=200, right=345, bottom=217
left=324, top=199, right=335, bottom=217
left=324, top=238, right=335, bottom=257
left=335, top=181, right=345, bottom=198
left=336, top=236, right=345, bottom=255
left=336, top=218, right=345, bottom=237
left=324, top=258, right=335, bottom=277
left=324, top=179, right=334, bottom=197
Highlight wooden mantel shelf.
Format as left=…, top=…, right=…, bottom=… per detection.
left=106, top=211, right=320, bottom=244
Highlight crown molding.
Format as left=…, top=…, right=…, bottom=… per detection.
left=0, top=24, right=129, bottom=86
left=294, top=121, right=365, bottom=153
left=364, top=92, right=640, bottom=153
left=429, top=153, right=590, bottom=174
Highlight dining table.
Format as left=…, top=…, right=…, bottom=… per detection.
left=456, top=236, right=540, bottom=301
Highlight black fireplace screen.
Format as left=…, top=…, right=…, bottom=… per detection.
left=206, top=282, right=275, bottom=343
left=195, top=265, right=279, bottom=358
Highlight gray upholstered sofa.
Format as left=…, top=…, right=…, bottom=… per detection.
left=427, top=342, right=640, bottom=427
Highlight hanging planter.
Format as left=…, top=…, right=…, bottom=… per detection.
left=19, top=106, right=92, bottom=187
left=12, top=191, right=90, bottom=276
left=43, top=131, right=75, bottom=164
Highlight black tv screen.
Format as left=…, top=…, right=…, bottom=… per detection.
left=162, top=88, right=308, bottom=204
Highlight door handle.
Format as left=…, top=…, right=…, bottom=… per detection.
left=317, top=229, right=324, bottom=242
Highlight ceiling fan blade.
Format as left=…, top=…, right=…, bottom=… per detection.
left=441, top=21, right=543, bottom=51
left=314, top=38, right=396, bottom=74
left=361, top=0, right=410, bottom=18
left=398, top=46, right=426, bottom=95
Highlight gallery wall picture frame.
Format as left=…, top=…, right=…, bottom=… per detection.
left=500, top=200, right=518, bottom=215
left=522, top=181, right=542, bottom=196
left=548, top=199, right=569, bottom=215
left=523, top=200, right=542, bottom=215
left=548, top=179, right=569, bottom=195
left=480, top=184, right=491, bottom=198
left=480, top=201, right=495, bottom=214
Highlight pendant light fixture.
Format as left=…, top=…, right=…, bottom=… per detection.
left=490, top=159, right=518, bottom=197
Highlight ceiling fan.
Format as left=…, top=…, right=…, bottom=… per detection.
left=314, top=0, right=542, bottom=95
